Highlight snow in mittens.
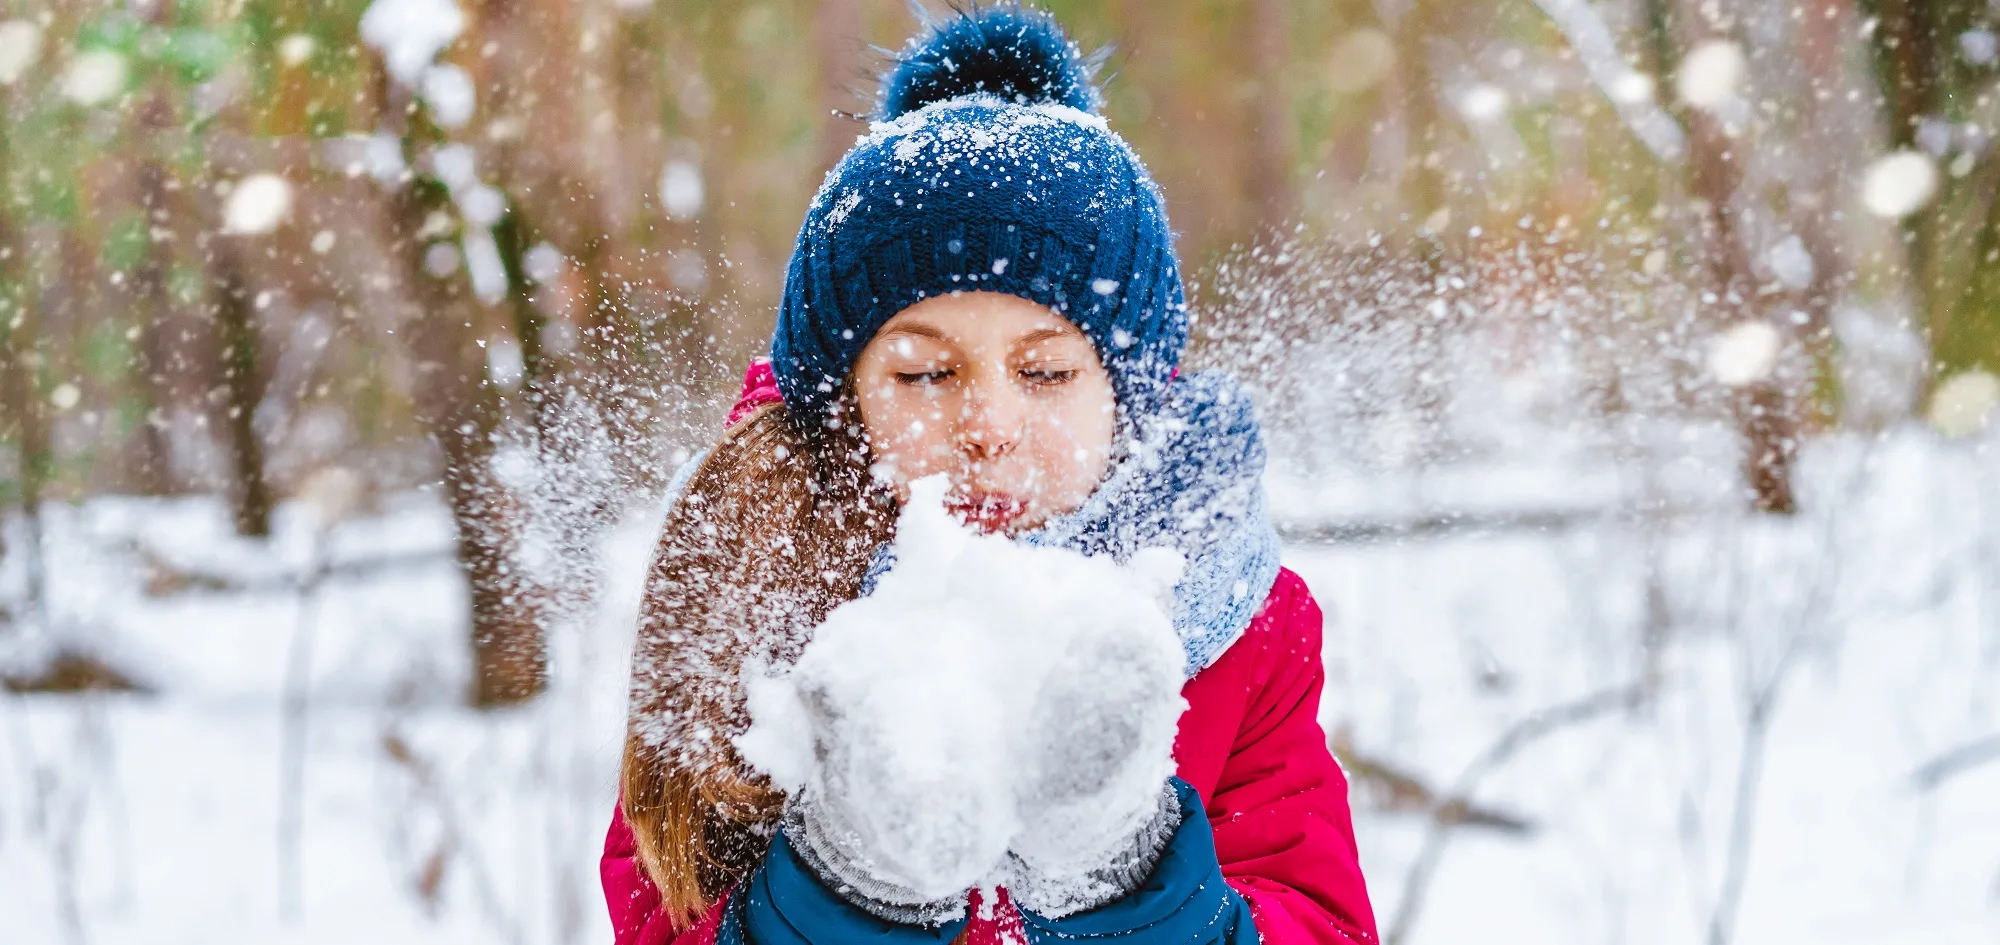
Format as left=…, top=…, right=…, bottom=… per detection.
left=736, top=475, right=1188, bottom=899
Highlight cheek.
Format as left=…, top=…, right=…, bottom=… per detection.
left=859, top=389, right=959, bottom=475
left=1032, top=389, right=1116, bottom=497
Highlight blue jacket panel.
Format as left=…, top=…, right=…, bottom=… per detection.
left=720, top=779, right=1258, bottom=945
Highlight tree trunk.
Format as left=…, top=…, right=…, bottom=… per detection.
left=1655, top=0, right=1799, bottom=514
left=130, top=156, right=182, bottom=497
left=1244, top=0, right=1293, bottom=230
left=1872, top=0, right=1939, bottom=345
left=491, top=205, right=554, bottom=431
left=1389, top=0, right=1448, bottom=223
left=365, top=49, right=548, bottom=705
left=208, top=237, right=275, bottom=537
left=1863, top=0, right=1994, bottom=370
left=406, top=183, right=546, bottom=706
left=0, top=183, right=48, bottom=634
left=121, top=0, right=183, bottom=496
left=399, top=185, right=546, bottom=707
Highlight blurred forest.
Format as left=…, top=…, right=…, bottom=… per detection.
left=1, top=0, right=1997, bottom=706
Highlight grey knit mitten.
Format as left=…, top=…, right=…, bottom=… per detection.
left=777, top=681, right=1013, bottom=925
left=1002, top=627, right=1188, bottom=918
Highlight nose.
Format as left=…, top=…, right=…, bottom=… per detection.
left=957, top=373, right=1026, bottom=461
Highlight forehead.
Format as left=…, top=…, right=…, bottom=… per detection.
left=875, top=291, right=1087, bottom=347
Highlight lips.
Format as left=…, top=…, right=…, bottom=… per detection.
left=943, top=491, right=1027, bottom=533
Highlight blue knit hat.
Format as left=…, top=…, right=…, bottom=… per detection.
left=770, top=5, right=1188, bottom=425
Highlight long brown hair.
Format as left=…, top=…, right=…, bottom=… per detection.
left=620, top=400, right=894, bottom=927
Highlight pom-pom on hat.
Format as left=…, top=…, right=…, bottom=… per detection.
left=771, top=4, right=1187, bottom=426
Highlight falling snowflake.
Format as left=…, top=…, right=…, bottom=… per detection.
left=1861, top=151, right=1939, bottom=219
left=1609, top=71, right=1655, bottom=105
left=0, top=19, right=40, bottom=85
left=1765, top=236, right=1814, bottom=291
left=1709, top=321, right=1780, bottom=387
left=523, top=243, right=566, bottom=284
left=222, top=174, right=295, bottom=235
left=278, top=34, right=316, bottom=68
left=1675, top=40, right=1744, bottom=109
left=62, top=49, right=128, bottom=105
left=1961, top=30, right=1998, bottom=66
left=660, top=160, right=705, bottom=221
left=1928, top=370, right=2000, bottom=437
left=1458, top=83, right=1510, bottom=122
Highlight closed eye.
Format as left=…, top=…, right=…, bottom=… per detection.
left=1021, top=367, right=1078, bottom=386
left=894, top=369, right=953, bottom=386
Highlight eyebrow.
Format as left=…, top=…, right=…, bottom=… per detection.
left=1016, top=326, right=1081, bottom=350
left=877, top=323, right=951, bottom=343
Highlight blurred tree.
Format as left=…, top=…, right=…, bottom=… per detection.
left=208, top=234, right=276, bottom=536
left=1859, top=0, right=2000, bottom=376
left=1245, top=0, right=1294, bottom=229
left=370, top=54, right=549, bottom=705
left=1642, top=0, right=1800, bottom=513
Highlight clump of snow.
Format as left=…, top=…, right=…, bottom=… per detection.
left=360, top=0, right=465, bottom=85
left=61, top=48, right=127, bottom=105
left=428, top=143, right=478, bottom=191
left=423, top=241, right=460, bottom=277
left=862, top=94, right=1108, bottom=151
left=1861, top=150, right=1940, bottom=219
left=1764, top=235, right=1814, bottom=290
left=1960, top=29, right=1998, bottom=66
left=1709, top=321, right=1781, bottom=387
left=461, top=228, right=508, bottom=302
left=1674, top=40, right=1744, bottom=109
left=222, top=174, right=294, bottom=235
left=737, top=476, right=1186, bottom=899
left=522, top=242, right=566, bottom=283
left=456, top=183, right=506, bottom=227
left=822, top=190, right=861, bottom=227
left=361, top=133, right=407, bottom=182
left=0, top=19, right=41, bottom=85
left=1914, top=118, right=1954, bottom=157
left=1927, top=370, right=2000, bottom=437
left=420, top=62, right=476, bottom=128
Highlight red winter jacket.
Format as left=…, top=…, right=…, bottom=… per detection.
left=601, top=363, right=1378, bottom=945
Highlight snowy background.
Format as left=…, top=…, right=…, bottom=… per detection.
left=5, top=0, right=2000, bottom=943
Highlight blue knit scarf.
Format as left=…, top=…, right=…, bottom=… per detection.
left=863, top=371, right=1280, bottom=676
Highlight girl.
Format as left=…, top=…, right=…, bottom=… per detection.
left=604, top=7, right=1377, bottom=945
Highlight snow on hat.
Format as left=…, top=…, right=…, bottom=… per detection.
left=770, top=4, right=1187, bottom=425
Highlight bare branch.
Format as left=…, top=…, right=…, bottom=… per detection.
left=1911, top=735, right=2000, bottom=792
left=1385, top=683, right=1645, bottom=945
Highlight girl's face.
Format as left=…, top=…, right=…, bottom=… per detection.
left=853, top=291, right=1116, bottom=534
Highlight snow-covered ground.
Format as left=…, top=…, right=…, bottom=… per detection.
left=3, top=428, right=1998, bottom=944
